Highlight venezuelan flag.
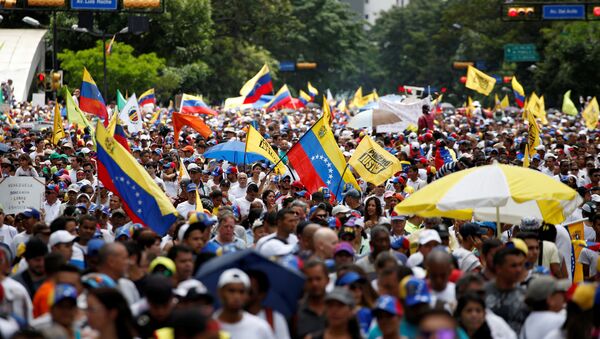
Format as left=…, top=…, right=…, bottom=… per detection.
left=138, top=88, right=156, bottom=107
left=80, top=68, right=108, bottom=121
left=287, top=115, right=360, bottom=201
left=264, top=85, right=292, bottom=111
left=95, top=122, right=177, bottom=235
left=299, top=90, right=311, bottom=106
left=307, top=82, right=318, bottom=100
left=180, top=93, right=217, bottom=116
left=114, top=120, right=131, bottom=153
left=240, top=64, right=273, bottom=104
left=511, top=76, right=526, bottom=108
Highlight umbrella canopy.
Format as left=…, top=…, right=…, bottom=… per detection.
left=203, top=140, right=269, bottom=165
left=195, top=249, right=305, bottom=317
left=347, top=109, right=401, bottom=129
left=394, top=163, right=582, bottom=225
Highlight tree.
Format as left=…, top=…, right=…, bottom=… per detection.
left=58, top=41, right=165, bottom=102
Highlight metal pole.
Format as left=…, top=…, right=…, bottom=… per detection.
left=52, top=11, right=58, bottom=100
left=102, top=34, right=108, bottom=100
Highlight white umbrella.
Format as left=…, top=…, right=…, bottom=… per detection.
left=347, top=109, right=401, bottom=129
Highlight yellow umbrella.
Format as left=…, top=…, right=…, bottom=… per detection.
left=394, top=163, right=582, bottom=226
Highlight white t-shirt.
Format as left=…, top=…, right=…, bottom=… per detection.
left=406, top=252, right=424, bottom=268
left=555, top=225, right=573, bottom=281
left=215, top=311, right=276, bottom=339
left=0, top=225, right=18, bottom=250
left=430, top=282, right=456, bottom=312
left=520, top=311, right=565, bottom=339
left=229, top=184, right=247, bottom=200
left=233, top=197, right=264, bottom=220
left=255, top=233, right=298, bottom=252
left=407, top=178, right=427, bottom=191
left=1, top=277, right=33, bottom=324
left=257, top=308, right=290, bottom=339
left=578, top=248, right=598, bottom=277
left=11, top=232, right=31, bottom=259
left=43, top=200, right=61, bottom=225
left=118, top=278, right=141, bottom=306
left=176, top=201, right=196, bottom=219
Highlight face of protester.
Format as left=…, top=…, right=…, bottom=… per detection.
left=346, top=196, right=360, bottom=209
left=237, top=174, right=248, bottom=188
left=281, top=178, right=291, bottom=190
left=419, top=240, right=439, bottom=259
left=367, top=199, right=378, bottom=217
left=79, top=219, right=97, bottom=242
left=305, top=265, right=329, bottom=299
left=391, top=220, right=406, bottom=235
left=408, top=168, right=418, bottom=180
left=377, top=273, right=399, bottom=297
left=334, top=251, right=354, bottom=267
left=28, top=256, right=45, bottom=277
left=51, top=299, right=78, bottom=329
left=426, top=261, right=451, bottom=292
left=460, top=301, right=486, bottom=335
left=109, top=196, right=121, bottom=210
left=86, top=294, right=115, bottom=332
left=292, top=205, right=307, bottom=221
left=374, top=184, right=385, bottom=196
left=174, top=251, right=194, bottom=282
left=253, top=226, right=267, bottom=244
left=219, top=282, right=248, bottom=312
left=110, top=244, right=130, bottom=278
left=377, top=311, right=401, bottom=337
left=496, top=254, right=525, bottom=285
left=218, top=217, right=236, bottom=243
left=280, top=212, right=299, bottom=235
left=184, top=230, right=205, bottom=253
left=371, top=231, right=391, bottom=256
left=523, top=238, right=540, bottom=265
left=325, top=300, right=354, bottom=328
left=46, top=190, right=58, bottom=204
left=53, top=242, right=74, bottom=261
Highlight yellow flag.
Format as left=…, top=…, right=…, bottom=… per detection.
left=322, top=96, right=332, bottom=125
left=52, top=104, right=65, bottom=145
left=562, top=90, right=578, bottom=116
left=500, top=95, right=509, bottom=109
left=523, top=109, right=540, bottom=168
left=195, top=188, right=204, bottom=212
left=583, top=97, right=599, bottom=130
left=245, top=125, right=287, bottom=174
left=179, top=157, right=190, bottom=183
left=565, top=220, right=585, bottom=283
left=465, top=65, right=496, bottom=96
left=348, top=135, right=402, bottom=186
left=351, top=87, right=363, bottom=108
left=107, top=108, right=119, bottom=136
left=465, top=97, right=473, bottom=117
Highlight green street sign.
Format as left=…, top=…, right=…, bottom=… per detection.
left=504, top=43, right=540, bottom=62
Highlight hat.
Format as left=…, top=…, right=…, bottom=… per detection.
left=149, top=256, right=177, bottom=276
left=145, top=274, right=175, bottom=305
left=188, top=212, right=217, bottom=229
left=477, top=221, right=497, bottom=233
left=225, top=166, right=238, bottom=175
left=391, top=237, right=410, bottom=251
left=80, top=147, right=91, bottom=154
left=67, top=184, right=80, bottom=193
left=187, top=163, right=201, bottom=172
left=291, top=180, right=305, bottom=190
left=399, top=276, right=431, bottom=306
left=182, top=145, right=195, bottom=153
left=506, top=238, right=529, bottom=255
left=325, top=287, right=355, bottom=307
left=459, top=222, right=486, bottom=238
left=49, top=230, right=76, bottom=248
left=260, top=240, right=295, bottom=257
left=570, top=283, right=595, bottom=311
left=334, top=242, right=355, bottom=257
left=344, top=189, right=361, bottom=199
left=332, top=205, right=351, bottom=215
left=373, top=295, right=403, bottom=316
left=218, top=268, right=250, bottom=289
left=526, top=276, right=567, bottom=302
left=174, top=279, right=213, bottom=302
left=520, top=217, right=542, bottom=231
left=24, top=238, right=48, bottom=260
left=390, top=212, right=408, bottom=221
left=77, top=193, right=91, bottom=201
left=81, top=273, right=117, bottom=290
left=186, top=183, right=198, bottom=192
left=295, top=190, right=310, bottom=198
left=544, top=153, right=557, bottom=160
left=338, top=224, right=357, bottom=240
left=49, top=284, right=78, bottom=307
left=111, top=208, right=126, bottom=217
left=335, top=271, right=365, bottom=286
left=22, top=208, right=41, bottom=220
left=87, top=239, right=105, bottom=257
left=115, top=227, right=132, bottom=240
left=418, top=229, right=441, bottom=245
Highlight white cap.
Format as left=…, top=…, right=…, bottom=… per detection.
left=67, top=184, right=80, bottom=193
left=49, top=230, right=76, bottom=248
left=77, top=193, right=91, bottom=201
left=187, top=163, right=200, bottom=171
left=544, top=153, right=557, bottom=160
left=174, top=279, right=209, bottom=298
left=260, top=240, right=295, bottom=257
left=591, top=194, right=600, bottom=203
left=534, top=145, right=545, bottom=151
left=419, top=229, right=441, bottom=245
left=80, top=147, right=91, bottom=154
left=218, top=268, right=250, bottom=289
left=411, top=141, right=420, bottom=149
left=177, top=224, right=191, bottom=241
left=332, top=205, right=351, bottom=215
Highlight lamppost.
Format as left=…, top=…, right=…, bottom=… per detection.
left=72, top=25, right=129, bottom=99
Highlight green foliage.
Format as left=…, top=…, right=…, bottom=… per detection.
left=58, top=41, right=165, bottom=102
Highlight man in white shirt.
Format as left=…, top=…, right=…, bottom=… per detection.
left=541, top=153, right=557, bottom=176
left=12, top=208, right=41, bottom=257
left=520, top=276, right=567, bottom=339
left=0, top=205, right=17, bottom=249
left=406, top=166, right=427, bottom=191
left=233, top=183, right=263, bottom=220
left=229, top=173, right=248, bottom=200
left=176, top=183, right=198, bottom=219
left=43, top=186, right=61, bottom=225
left=214, top=268, right=275, bottom=339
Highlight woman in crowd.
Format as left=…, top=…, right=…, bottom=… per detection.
left=363, top=196, right=385, bottom=230
left=85, top=287, right=137, bottom=339
left=455, top=293, right=493, bottom=339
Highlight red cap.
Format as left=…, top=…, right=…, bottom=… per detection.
left=291, top=180, right=305, bottom=190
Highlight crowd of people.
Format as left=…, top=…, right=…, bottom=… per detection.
left=0, top=85, right=599, bottom=339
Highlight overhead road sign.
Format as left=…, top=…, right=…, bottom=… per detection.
left=504, top=44, right=540, bottom=62
left=543, top=4, right=585, bottom=20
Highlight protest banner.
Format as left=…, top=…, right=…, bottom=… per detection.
left=0, top=177, right=45, bottom=214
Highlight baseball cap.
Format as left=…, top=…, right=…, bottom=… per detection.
left=477, top=221, right=497, bottom=233
left=186, top=183, right=198, bottom=192
left=418, top=229, right=441, bottom=245
left=49, top=284, right=78, bottom=307
left=344, top=189, right=361, bottom=199
left=149, top=256, right=177, bottom=277
left=334, top=242, right=355, bottom=257
left=520, top=217, right=542, bottom=231
left=432, top=224, right=450, bottom=238
left=325, top=287, right=355, bottom=307
left=459, top=222, right=486, bottom=238
left=332, top=205, right=351, bottom=215
left=373, top=295, right=403, bottom=316
left=399, top=276, right=431, bottom=306
left=544, top=153, right=557, bottom=160
left=335, top=271, right=365, bottom=286
left=506, top=238, right=529, bottom=255
left=81, top=273, right=117, bottom=289
left=390, top=212, right=408, bottom=221
left=187, top=163, right=200, bottom=172
left=570, top=283, right=596, bottom=311
left=174, top=279, right=213, bottom=303
left=218, top=268, right=250, bottom=289
left=67, top=184, right=80, bottom=193
left=391, top=237, right=410, bottom=251
left=182, top=145, right=195, bottom=152
left=77, top=193, right=91, bottom=201
left=48, top=230, right=76, bottom=248
left=22, top=208, right=41, bottom=220
left=87, top=238, right=105, bottom=257
left=291, top=180, right=305, bottom=190
left=225, top=166, right=238, bottom=175
left=525, top=276, right=568, bottom=302
left=338, top=224, right=357, bottom=240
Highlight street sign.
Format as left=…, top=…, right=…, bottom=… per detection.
left=71, top=0, right=117, bottom=10
left=278, top=60, right=296, bottom=72
left=543, top=4, right=585, bottom=20
left=504, top=43, right=540, bottom=62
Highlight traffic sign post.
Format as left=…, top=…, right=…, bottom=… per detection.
left=504, top=44, right=540, bottom=63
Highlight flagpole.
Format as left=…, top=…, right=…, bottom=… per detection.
left=335, top=163, right=350, bottom=199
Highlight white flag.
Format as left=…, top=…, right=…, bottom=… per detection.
left=375, top=97, right=428, bottom=133
left=119, top=93, right=143, bottom=133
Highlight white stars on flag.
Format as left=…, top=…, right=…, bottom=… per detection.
left=310, top=154, right=335, bottom=186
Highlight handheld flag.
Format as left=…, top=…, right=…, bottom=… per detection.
left=322, top=96, right=333, bottom=125
left=465, top=66, right=496, bottom=96
left=180, top=94, right=218, bottom=116
left=52, top=104, right=65, bottom=145
left=351, top=87, right=363, bottom=108
left=511, top=76, right=526, bottom=108
left=307, top=82, right=318, bottom=100
left=108, top=110, right=131, bottom=153
left=523, top=108, right=541, bottom=168
left=245, top=125, right=287, bottom=175
left=64, top=87, right=94, bottom=133
left=562, top=90, right=578, bottom=116
left=583, top=97, right=599, bottom=130
left=95, top=122, right=178, bottom=235
left=287, top=115, right=360, bottom=201
left=116, top=90, right=127, bottom=111
left=138, top=89, right=156, bottom=107
left=195, top=189, right=204, bottom=212
left=119, top=93, right=143, bottom=134
left=264, top=85, right=292, bottom=111
left=240, top=64, right=273, bottom=104
left=500, top=95, right=509, bottom=109
left=173, top=112, right=212, bottom=147
left=565, top=220, right=585, bottom=283
left=348, top=135, right=401, bottom=186
left=299, top=90, right=311, bottom=106
left=80, top=68, right=108, bottom=121
left=105, top=34, right=116, bottom=56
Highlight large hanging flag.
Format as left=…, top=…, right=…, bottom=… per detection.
left=245, top=125, right=287, bottom=174
left=348, top=135, right=401, bottom=186
left=117, top=90, right=127, bottom=111
left=511, top=76, right=526, bottom=108
left=562, top=90, right=578, bottom=116
left=119, top=93, right=143, bottom=134
left=264, top=85, right=293, bottom=111
left=299, top=90, right=312, bottom=106
left=138, top=88, right=156, bottom=107
left=64, top=87, right=93, bottom=133
left=287, top=115, right=360, bottom=201
left=95, top=122, right=177, bottom=235
left=52, top=104, right=65, bottom=145
left=465, top=65, right=496, bottom=96
left=180, top=94, right=218, bottom=116
left=307, top=82, right=319, bottom=100
left=523, top=108, right=541, bottom=168
left=173, top=112, right=212, bottom=146
left=80, top=68, right=108, bottom=121
left=583, top=97, right=599, bottom=130
left=240, top=64, right=273, bottom=104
